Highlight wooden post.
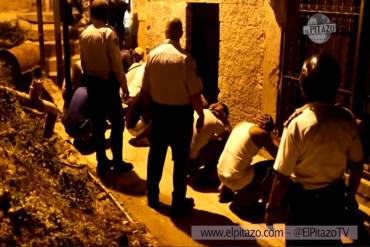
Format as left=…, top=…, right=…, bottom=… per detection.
left=53, top=0, right=64, bottom=87
left=61, top=0, right=72, bottom=103
left=36, top=0, right=45, bottom=71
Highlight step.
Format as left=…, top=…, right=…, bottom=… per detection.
left=344, top=174, right=370, bottom=219
left=27, top=23, right=56, bottom=41
left=17, top=10, right=82, bottom=24
left=32, top=40, right=80, bottom=58
left=47, top=71, right=57, bottom=83
left=27, top=23, right=82, bottom=42
left=45, top=54, right=80, bottom=74
left=344, top=174, right=370, bottom=203
left=17, top=11, right=55, bottom=24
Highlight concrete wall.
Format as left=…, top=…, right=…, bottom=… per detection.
left=134, top=0, right=284, bottom=125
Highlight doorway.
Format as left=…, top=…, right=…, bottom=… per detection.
left=186, top=3, right=220, bottom=104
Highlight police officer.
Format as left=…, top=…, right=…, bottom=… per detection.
left=265, top=54, right=364, bottom=244
left=141, top=18, right=204, bottom=215
left=80, top=0, right=132, bottom=176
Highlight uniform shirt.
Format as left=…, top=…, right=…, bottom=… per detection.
left=80, top=22, right=125, bottom=83
left=274, top=102, right=364, bottom=190
left=142, top=40, right=203, bottom=105
left=217, top=122, right=259, bottom=190
left=190, top=109, right=228, bottom=159
left=126, top=62, right=145, bottom=97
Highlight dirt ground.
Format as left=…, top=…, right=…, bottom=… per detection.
left=0, top=78, right=157, bottom=246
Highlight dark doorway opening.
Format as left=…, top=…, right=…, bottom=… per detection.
left=186, top=3, right=220, bottom=104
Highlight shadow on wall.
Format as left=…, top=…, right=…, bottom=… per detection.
left=268, top=0, right=287, bottom=27
left=126, top=12, right=139, bottom=48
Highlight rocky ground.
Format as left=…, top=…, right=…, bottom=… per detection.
left=0, top=69, right=157, bottom=246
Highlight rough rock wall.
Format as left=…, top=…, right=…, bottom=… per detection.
left=218, top=0, right=266, bottom=124
left=144, top=0, right=187, bottom=50
left=0, top=0, right=33, bottom=12
left=262, top=0, right=285, bottom=122
left=135, top=0, right=283, bottom=126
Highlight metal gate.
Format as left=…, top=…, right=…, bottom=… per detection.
left=277, top=0, right=365, bottom=130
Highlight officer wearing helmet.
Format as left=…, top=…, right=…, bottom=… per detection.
left=265, top=54, right=364, bottom=244
left=79, top=0, right=132, bottom=176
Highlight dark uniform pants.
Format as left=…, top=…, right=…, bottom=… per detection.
left=147, top=102, right=193, bottom=202
left=86, top=75, right=124, bottom=164
left=287, top=180, right=365, bottom=246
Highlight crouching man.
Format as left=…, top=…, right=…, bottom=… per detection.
left=188, top=102, right=231, bottom=187
left=217, top=114, right=279, bottom=212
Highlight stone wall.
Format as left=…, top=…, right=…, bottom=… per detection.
left=0, top=0, right=34, bottom=12
left=134, top=0, right=284, bottom=125
left=218, top=0, right=265, bottom=123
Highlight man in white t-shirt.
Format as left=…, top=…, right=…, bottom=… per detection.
left=188, top=102, right=230, bottom=186
left=217, top=114, right=278, bottom=206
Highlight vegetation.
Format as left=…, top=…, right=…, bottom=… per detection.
left=0, top=74, right=156, bottom=245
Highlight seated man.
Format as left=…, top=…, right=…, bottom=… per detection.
left=63, top=86, right=95, bottom=154
left=126, top=47, right=145, bottom=99
left=123, top=47, right=150, bottom=147
left=217, top=114, right=279, bottom=207
left=188, top=102, right=231, bottom=186
left=62, top=60, right=96, bottom=154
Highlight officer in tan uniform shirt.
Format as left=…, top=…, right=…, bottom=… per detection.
left=265, top=54, right=364, bottom=244
left=141, top=18, right=204, bottom=215
left=79, top=0, right=132, bottom=176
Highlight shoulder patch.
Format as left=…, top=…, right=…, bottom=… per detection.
left=284, top=108, right=304, bottom=127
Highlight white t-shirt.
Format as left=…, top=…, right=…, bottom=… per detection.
left=190, top=109, right=227, bottom=159
left=126, top=62, right=145, bottom=97
left=217, top=122, right=259, bottom=190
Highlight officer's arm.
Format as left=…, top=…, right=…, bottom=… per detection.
left=185, top=56, right=204, bottom=130
left=347, top=160, right=363, bottom=197
left=347, top=124, right=364, bottom=197
left=107, top=31, right=128, bottom=97
left=140, top=62, right=151, bottom=123
left=190, top=93, right=204, bottom=130
left=264, top=171, right=290, bottom=224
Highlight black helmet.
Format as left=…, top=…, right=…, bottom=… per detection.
left=90, top=0, right=109, bottom=21
left=299, top=53, right=340, bottom=102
